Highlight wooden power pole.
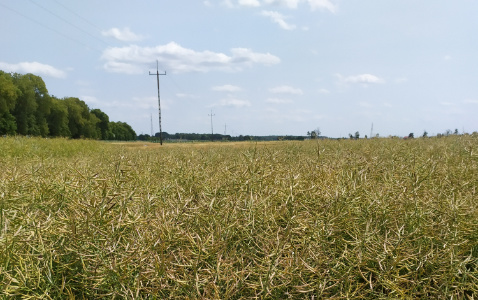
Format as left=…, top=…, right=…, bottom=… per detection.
left=149, top=61, right=166, bottom=145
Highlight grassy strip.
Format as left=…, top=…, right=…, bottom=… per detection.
left=1, top=136, right=477, bottom=298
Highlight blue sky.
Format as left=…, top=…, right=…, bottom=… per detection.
left=1, top=0, right=477, bottom=137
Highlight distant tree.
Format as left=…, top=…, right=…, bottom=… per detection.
left=12, top=73, right=46, bottom=136
left=109, top=121, right=136, bottom=141
left=408, top=132, right=414, bottom=138
left=314, top=128, right=321, bottom=137
left=0, top=71, right=20, bottom=135
left=354, top=131, right=360, bottom=139
left=422, top=130, right=428, bottom=138
left=137, top=134, right=151, bottom=141
left=64, top=97, right=88, bottom=138
left=308, top=128, right=321, bottom=139
left=454, top=128, right=459, bottom=135
left=445, top=129, right=452, bottom=136
left=349, top=133, right=353, bottom=140
left=91, top=109, right=110, bottom=140
left=48, top=97, right=70, bottom=137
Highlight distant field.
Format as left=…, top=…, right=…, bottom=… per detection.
left=1, top=136, right=477, bottom=298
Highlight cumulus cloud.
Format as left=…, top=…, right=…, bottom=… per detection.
left=269, top=85, right=303, bottom=95
left=266, top=98, right=293, bottom=103
left=101, top=27, right=145, bottom=42
left=80, top=95, right=99, bottom=105
left=132, top=96, right=159, bottom=109
left=260, top=0, right=336, bottom=12
left=176, top=93, right=198, bottom=98
left=217, top=98, right=252, bottom=107
left=0, top=61, right=66, bottom=78
left=263, top=0, right=300, bottom=9
left=212, top=84, right=243, bottom=92
left=464, top=99, right=478, bottom=104
left=261, top=11, right=296, bottom=30
left=337, top=73, right=385, bottom=84
left=101, top=42, right=280, bottom=74
left=239, top=0, right=261, bottom=7
left=307, top=0, right=337, bottom=13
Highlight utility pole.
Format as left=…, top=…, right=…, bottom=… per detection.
left=209, top=110, right=215, bottom=141
left=150, top=113, right=153, bottom=137
left=370, top=123, right=374, bottom=138
left=149, top=60, right=166, bottom=145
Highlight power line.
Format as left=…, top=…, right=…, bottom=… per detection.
left=28, top=0, right=109, bottom=46
left=51, top=0, right=103, bottom=31
left=0, top=2, right=98, bottom=51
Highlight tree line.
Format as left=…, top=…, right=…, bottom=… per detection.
left=138, top=132, right=306, bottom=142
left=0, top=71, right=136, bottom=140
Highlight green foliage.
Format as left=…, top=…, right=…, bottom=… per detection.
left=48, top=97, right=70, bottom=137
left=108, top=121, right=136, bottom=141
left=0, top=70, right=136, bottom=140
left=91, top=109, right=110, bottom=140
left=0, top=136, right=477, bottom=298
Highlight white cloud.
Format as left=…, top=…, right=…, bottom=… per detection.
left=307, top=0, right=337, bottom=13
left=359, top=101, right=373, bottom=108
left=212, top=84, right=243, bottom=92
left=266, top=98, right=293, bottom=103
left=269, top=85, right=303, bottom=95
left=81, top=95, right=99, bottom=105
left=176, top=93, right=198, bottom=98
left=464, top=99, right=478, bottom=104
left=203, top=1, right=213, bottom=6
left=263, top=0, right=300, bottom=9
left=440, top=101, right=455, bottom=106
left=221, top=0, right=235, bottom=8
left=263, top=0, right=336, bottom=12
left=101, top=42, right=280, bottom=74
left=101, top=27, right=145, bottom=42
left=318, top=88, right=330, bottom=94
left=337, top=73, right=385, bottom=84
left=0, top=61, right=66, bottom=78
left=239, top=0, right=261, bottom=7
left=217, top=98, right=252, bottom=107
left=383, top=102, right=393, bottom=107
left=132, top=96, right=163, bottom=109
left=261, top=10, right=296, bottom=30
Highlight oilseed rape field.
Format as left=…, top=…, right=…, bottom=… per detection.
left=0, top=136, right=477, bottom=298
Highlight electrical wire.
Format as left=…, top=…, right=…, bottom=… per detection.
left=0, top=2, right=100, bottom=52
left=28, top=0, right=109, bottom=47
left=51, top=0, right=103, bottom=31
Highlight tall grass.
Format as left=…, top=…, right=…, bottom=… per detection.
left=1, top=136, right=477, bottom=298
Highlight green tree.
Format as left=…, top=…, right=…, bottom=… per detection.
left=108, top=121, right=136, bottom=141
left=422, top=130, right=428, bottom=138
left=354, top=131, right=360, bottom=139
left=63, top=97, right=99, bottom=139
left=11, top=73, right=51, bottom=137
left=0, top=71, right=20, bottom=135
left=48, top=97, right=70, bottom=137
left=91, top=109, right=110, bottom=140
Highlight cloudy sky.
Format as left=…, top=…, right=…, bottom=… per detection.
left=1, top=0, right=477, bottom=137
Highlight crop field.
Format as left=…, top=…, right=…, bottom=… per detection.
left=0, top=136, right=477, bottom=299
